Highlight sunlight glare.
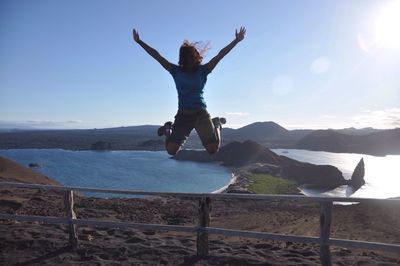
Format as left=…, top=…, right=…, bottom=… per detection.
left=374, top=0, right=400, bottom=49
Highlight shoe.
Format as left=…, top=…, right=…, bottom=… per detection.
left=157, top=121, right=173, bottom=137
left=212, top=117, right=226, bottom=129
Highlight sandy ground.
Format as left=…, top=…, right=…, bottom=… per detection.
left=1, top=156, right=400, bottom=265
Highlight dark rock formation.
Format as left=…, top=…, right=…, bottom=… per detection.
left=174, top=140, right=349, bottom=190
left=216, top=140, right=288, bottom=167
left=280, top=164, right=347, bottom=189
left=348, top=158, right=365, bottom=190
left=91, top=141, right=111, bottom=151
left=28, top=163, right=40, bottom=168
left=174, top=140, right=294, bottom=166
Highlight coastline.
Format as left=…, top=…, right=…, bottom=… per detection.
left=1, top=156, right=400, bottom=265
left=3, top=148, right=400, bottom=199
left=212, top=172, right=238, bottom=194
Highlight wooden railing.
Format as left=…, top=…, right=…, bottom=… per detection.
left=1, top=182, right=399, bottom=266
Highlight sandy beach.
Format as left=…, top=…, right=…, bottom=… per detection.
left=1, top=156, right=400, bottom=265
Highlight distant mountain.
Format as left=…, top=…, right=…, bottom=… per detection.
left=225, top=121, right=290, bottom=140
left=1, top=122, right=399, bottom=155
left=221, top=121, right=297, bottom=148
left=186, top=122, right=293, bottom=149
left=287, top=129, right=315, bottom=141
left=0, top=125, right=163, bottom=150
left=296, top=128, right=400, bottom=156
left=88, top=125, right=160, bottom=135
left=334, top=127, right=383, bottom=135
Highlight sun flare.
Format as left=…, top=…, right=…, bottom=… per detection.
left=374, top=0, right=400, bottom=49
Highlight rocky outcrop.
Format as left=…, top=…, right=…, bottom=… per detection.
left=348, top=158, right=365, bottom=190
left=216, top=140, right=288, bottom=166
left=174, top=140, right=351, bottom=190
left=28, top=163, right=40, bottom=168
left=91, top=141, right=111, bottom=151
left=174, top=140, right=294, bottom=167
left=280, top=163, right=347, bottom=189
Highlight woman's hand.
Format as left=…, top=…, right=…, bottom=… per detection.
left=235, top=26, right=246, bottom=42
left=133, top=29, right=140, bottom=43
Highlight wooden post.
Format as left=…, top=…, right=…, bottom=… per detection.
left=197, top=197, right=211, bottom=257
left=319, top=201, right=333, bottom=266
left=64, top=190, right=79, bottom=248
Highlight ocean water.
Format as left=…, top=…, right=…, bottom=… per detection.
left=273, top=149, right=400, bottom=199
left=1, top=148, right=399, bottom=199
left=0, top=149, right=232, bottom=198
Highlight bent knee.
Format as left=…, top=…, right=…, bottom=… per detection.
left=205, top=143, right=219, bottom=154
left=166, top=142, right=180, bottom=156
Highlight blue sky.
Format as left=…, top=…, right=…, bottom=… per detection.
left=1, top=0, right=399, bottom=129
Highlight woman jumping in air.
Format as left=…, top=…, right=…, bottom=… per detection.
left=133, top=27, right=246, bottom=155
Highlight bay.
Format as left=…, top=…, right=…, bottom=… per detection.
left=0, top=149, right=232, bottom=198
left=1, top=148, right=399, bottom=199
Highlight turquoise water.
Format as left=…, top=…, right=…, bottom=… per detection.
left=0, top=149, right=232, bottom=198
left=1, top=148, right=399, bottom=199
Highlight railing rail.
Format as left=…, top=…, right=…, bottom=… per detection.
left=2, top=181, right=398, bottom=203
left=1, top=181, right=399, bottom=266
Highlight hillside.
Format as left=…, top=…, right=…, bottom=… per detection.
left=225, top=121, right=290, bottom=140
left=296, top=128, right=400, bottom=156
left=0, top=156, right=60, bottom=185
left=174, top=140, right=353, bottom=189
left=0, top=122, right=399, bottom=155
left=0, top=126, right=163, bottom=150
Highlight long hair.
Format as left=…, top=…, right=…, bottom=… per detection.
left=178, top=40, right=210, bottom=66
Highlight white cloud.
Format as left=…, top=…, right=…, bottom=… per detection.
left=281, top=109, right=400, bottom=130
left=0, top=119, right=97, bottom=129
left=226, top=112, right=250, bottom=116
left=26, top=120, right=84, bottom=126
left=352, top=108, right=400, bottom=128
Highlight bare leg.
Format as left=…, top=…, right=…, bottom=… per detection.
left=158, top=121, right=180, bottom=155
left=204, top=126, right=221, bottom=154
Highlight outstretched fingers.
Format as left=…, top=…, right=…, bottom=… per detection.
left=235, top=26, right=246, bottom=41
left=133, top=29, right=140, bottom=43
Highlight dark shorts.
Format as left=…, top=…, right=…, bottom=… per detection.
left=168, top=109, right=217, bottom=146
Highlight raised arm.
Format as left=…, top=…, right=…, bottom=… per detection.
left=133, top=29, right=171, bottom=72
left=206, top=27, right=246, bottom=72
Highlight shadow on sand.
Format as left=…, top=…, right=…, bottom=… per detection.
left=14, top=246, right=73, bottom=266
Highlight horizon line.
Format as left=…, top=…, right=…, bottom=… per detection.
left=0, top=121, right=398, bottom=131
